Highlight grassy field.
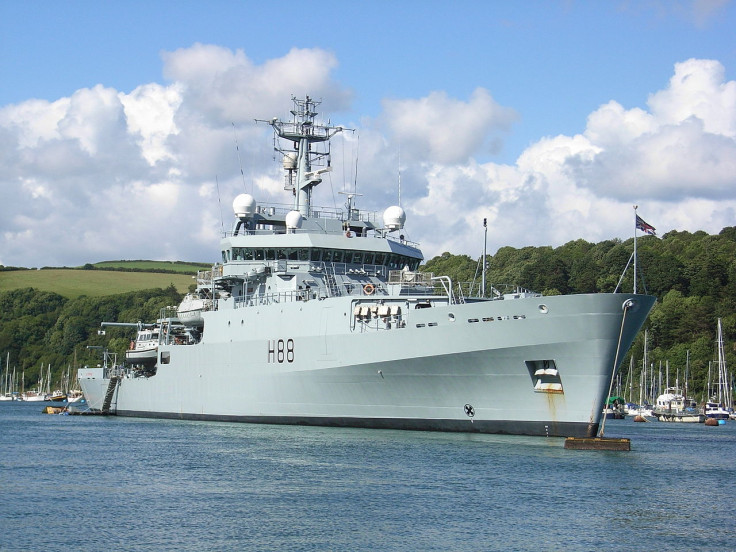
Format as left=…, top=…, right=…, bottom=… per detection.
left=0, top=262, right=207, bottom=298
left=93, top=260, right=211, bottom=273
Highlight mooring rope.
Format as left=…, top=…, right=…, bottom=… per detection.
left=598, top=300, right=633, bottom=438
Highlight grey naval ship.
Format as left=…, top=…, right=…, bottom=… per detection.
left=78, top=96, right=655, bottom=438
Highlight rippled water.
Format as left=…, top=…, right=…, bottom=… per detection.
left=1, top=402, right=735, bottom=551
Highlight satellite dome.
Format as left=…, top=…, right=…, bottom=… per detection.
left=383, top=205, right=406, bottom=230
left=232, top=194, right=256, bottom=218
left=285, top=210, right=303, bottom=230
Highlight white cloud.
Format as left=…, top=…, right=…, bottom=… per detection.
left=381, top=88, right=518, bottom=165
left=0, top=97, right=69, bottom=148
left=0, top=49, right=734, bottom=270
left=121, top=83, right=183, bottom=165
left=394, top=58, right=736, bottom=260
left=648, top=58, right=736, bottom=136
left=161, top=44, right=351, bottom=124
left=0, top=45, right=352, bottom=267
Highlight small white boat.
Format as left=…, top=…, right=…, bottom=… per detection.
left=125, top=327, right=160, bottom=367
left=653, top=388, right=705, bottom=423
left=21, top=390, right=47, bottom=402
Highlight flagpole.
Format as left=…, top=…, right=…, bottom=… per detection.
left=482, top=218, right=487, bottom=298
left=633, top=205, right=638, bottom=294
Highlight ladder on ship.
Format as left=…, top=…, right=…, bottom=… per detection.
left=101, top=375, right=121, bottom=414
left=324, top=266, right=341, bottom=297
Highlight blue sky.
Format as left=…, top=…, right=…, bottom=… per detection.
left=1, top=0, right=735, bottom=267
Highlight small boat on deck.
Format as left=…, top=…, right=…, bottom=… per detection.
left=125, top=326, right=160, bottom=367
left=176, top=290, right=214, bottom=327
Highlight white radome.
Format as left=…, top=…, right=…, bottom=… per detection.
left=233, top=194, right=257, bottom=218
left=383, top=205, right=406, bottom=230
left=285, top=210, right=303, bottom=229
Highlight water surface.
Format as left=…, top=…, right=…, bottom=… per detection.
left=1, top=402, right=734, bottom=551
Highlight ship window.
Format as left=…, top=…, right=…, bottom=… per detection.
left=160, top=352, right=170, bottom=364
left=333, top=250, right=344, bottom=262
left=222, top=251, right=228, bottom=263
left=277, top=249, right=287, bottom=260
left=526, top=360, right=563, bottom=394
left=310, top=248, right=322, bottom=261
left=265, top=249, right=276, bottom=261
left=323, top=250, right=334, bottom=262
left=254, top=249, right=265, bottom=261
left=375, top=253, right=386, bottom=265
left=244, top=249, right=254, bottom=260
left=352, top=251, right=364, bottom=264
left=364, top=252, right=375, bottom=264
left=298, top=249, right=309, bottom=261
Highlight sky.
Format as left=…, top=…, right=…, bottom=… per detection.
left=1, top=0, right=735, bottom=268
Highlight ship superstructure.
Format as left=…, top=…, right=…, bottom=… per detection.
left=78, top=96, right=655, bottom=438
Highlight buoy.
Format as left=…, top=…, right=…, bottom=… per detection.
left=633, top=415, right=648, bottom=423
left=705, top=418, right=719, bottom=426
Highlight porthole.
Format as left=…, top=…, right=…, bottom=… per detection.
left=538, top=304, right=548, bottom=314
left=448, top=313, right=456, bottom=322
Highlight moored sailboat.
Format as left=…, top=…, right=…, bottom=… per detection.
left=705, top=318, right=733, bottom=421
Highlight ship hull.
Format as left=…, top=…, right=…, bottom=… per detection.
left=79, top=292, right=654, bottom=438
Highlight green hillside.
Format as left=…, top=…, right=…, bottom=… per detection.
left=0, top=261, right=211, bottom=298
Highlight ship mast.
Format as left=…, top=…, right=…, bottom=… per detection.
left=258, top=96, right=344, bottom=217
